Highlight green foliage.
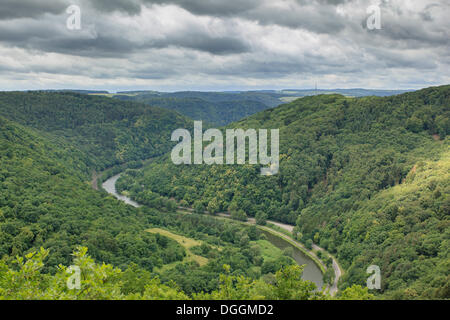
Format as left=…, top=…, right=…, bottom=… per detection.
left=0, top=247, right=337, bottom=300
left=338, top=285, right=375, bottom=300
left=194, top=201, right=206, bottom=214
left=256, top=211, right=268, bottom=225
left=338, top=149, right=450, bottom=299
left=0, top=113, right=304, bottom=297
left=231, top=209, right=248, bottom=222
left=145, top=213, right=295, bottom=295
left=0, top=247, right=188, bottom=300
left=323, top=268, right=335, bottom=286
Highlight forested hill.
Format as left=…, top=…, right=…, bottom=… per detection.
left=118, top=85, right=450, bottom=299
left=0, top=92, right=190, bottom=170
left=118, top=90, right=284, bottom=107
left=114, top=95, right=271, bottom=126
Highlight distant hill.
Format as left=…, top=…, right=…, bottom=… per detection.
left=279, top=88, right=411, bottom=97
left=32, top=89, right=110, bottom=94
left=114, top=95, right=272, bottom=126
left=110, top=89, right=412, bottom=126
left=113, top=90, right=285, bottom=126
left=161, top=91, right=283, bottom=107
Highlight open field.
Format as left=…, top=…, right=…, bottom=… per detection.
left=146, top=228, right=209, bottom=267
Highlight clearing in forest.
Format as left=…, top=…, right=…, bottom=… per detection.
left=146, top=228, right=209, bottom=267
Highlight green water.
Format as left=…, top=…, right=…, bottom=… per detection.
left=261, top=230, right=324, bottom=289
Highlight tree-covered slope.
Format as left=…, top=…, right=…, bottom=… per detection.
left=118, top=85, right=450, bottom=299
left=0, top=116, right=188, bottom=272
left=0, top=92, right=190, bottom=170
left=335, top=148, right=449, bottom=299
left=114, top=94, right=273, bottom=126
left=154, top=91, right=284, bottom=107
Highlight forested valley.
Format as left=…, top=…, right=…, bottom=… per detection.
left=0, top=87, right=448, bottom=299
left=117, top=85, right=449, bottom=299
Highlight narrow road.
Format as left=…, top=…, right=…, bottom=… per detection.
left=91, top=171, right=99, bottom=190
left=311, top=244, right=342, bottom=295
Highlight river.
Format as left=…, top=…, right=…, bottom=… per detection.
left=102, top=174, right=141, bottom=208
left=261, top=230, right=324, bottom=289
left=102, top=173, right=325, bottom=290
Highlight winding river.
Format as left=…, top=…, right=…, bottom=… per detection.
left=102, top=174, right=141, bottom=208
left=102, top=173, right=325, bottom=290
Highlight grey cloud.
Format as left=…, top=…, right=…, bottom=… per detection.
left=82, top=0, right=350, bottom=35
left=0, top=16, right=249, bottom=57
left=147, top=0, right=349, bottom=33
left=88, top=0, right=142, bottom=15
left=148, top=34, right=250, bottom=55
left=83, top=0, right=261, bottom=16
left=243, top=5, right=347, bottom=34
left=150, top=0, right=260, bottom=16
left=366, top=47, right=438, bottom=70
left=419, top=3, right=440, bottom=22
left=33, top=36, right=137, bottom=58
left=358, top=3, right=450, bottom=48
left=295, top=0, right=354, bottom=5
left=0, top=0, right=448, bottom=90
left=380, top=23, right=450, bottom=47
left=0, top=0, right=69, bottom=20
left=0, top=17, right=137, bottom=57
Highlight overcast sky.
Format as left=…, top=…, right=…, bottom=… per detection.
left=0, top=0, right=449, bottom=91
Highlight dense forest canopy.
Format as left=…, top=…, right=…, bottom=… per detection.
left=0, top=92, right=190, bottom=170
left=117, top=85, right=450, bottom=299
